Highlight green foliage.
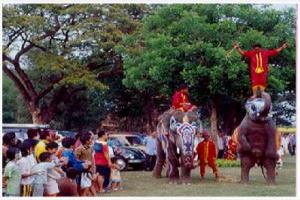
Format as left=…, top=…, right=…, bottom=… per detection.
left=3, top=4, right=151, bottom=124
left=118, top=4, right=296, bottom=126
left=119, top=4, right=295, bottom=98
left=216, top=159, right=241, bottom=167
left=2, top=74, right=31, bottom=123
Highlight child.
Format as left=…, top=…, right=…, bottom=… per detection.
left=17, top=142, right=37, bottom=196
left=110, top=157, right=122, bottom=191
left=58, top=167, right=79, bottom=196
left=44, top=142, right=65, bottom=196
left=80, top=167, right=94, bottom=196
left=31, top=152, right=57, bottom=196
left=3, top=147, right=22, bottom=196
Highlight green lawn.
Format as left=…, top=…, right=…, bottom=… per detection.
left=103, top=155, right=296, bottom=196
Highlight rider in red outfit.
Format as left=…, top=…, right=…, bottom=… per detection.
left=171, top=84, right=196, bottom=112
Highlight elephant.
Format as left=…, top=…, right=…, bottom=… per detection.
left=237, top=91, right=278, bottom=185
left=153, top=109, right=203, bottom=184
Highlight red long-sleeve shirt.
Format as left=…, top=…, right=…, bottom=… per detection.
left=196, top=140, right=217, bottom=164
left=171, top=90, right=193, bottom=112
left=243, top=49, right=278, bottom=88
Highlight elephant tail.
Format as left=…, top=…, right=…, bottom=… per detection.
left=260, top=164, right=267, bottom=181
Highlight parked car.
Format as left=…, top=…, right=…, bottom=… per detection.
left=108, top=137, right=146, bottom=171
left=108, top=132, right=146, bottom=151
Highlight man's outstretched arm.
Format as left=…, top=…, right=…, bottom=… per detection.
left=275, top=42, right=289, bottom=53
left=233, top=42, right=245, bottom=56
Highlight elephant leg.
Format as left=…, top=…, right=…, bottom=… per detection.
left=167, top=144, right=180, bottom=183
left=263, top=158, right=276, bottom=185
left=240, top=155, right=255, bottom=184
left=180, top=165, right=191, bottom=184
left=153, top=139, right=165, bottom=178
left=238, top=121, right=251, bottom=153
left=265, top=122, right=278, bottom=159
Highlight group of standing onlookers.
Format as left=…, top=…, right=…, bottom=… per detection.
left=2, top=129, right=123, bottom=197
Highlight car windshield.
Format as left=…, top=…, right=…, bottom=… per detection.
left=108, top=138, right=124, bottom=147
left=126, top=136, right=143, bottom=146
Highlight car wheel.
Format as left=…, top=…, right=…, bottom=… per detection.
left=116, top=156, right=127, bottom=171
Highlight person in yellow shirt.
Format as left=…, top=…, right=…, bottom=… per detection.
left=35, top=130, right=51, bottom=162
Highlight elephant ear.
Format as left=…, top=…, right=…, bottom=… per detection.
left=170, top=116, right=181, bottom=132
left=192, top=120, right=203, bottom=133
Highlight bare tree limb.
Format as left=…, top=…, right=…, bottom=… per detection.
left=2, top=62, right=32, bottom=104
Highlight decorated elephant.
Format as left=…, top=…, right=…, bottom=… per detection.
left=237, top=92, right=278, bottom=184
left=153, top=109, right=202, bottom=184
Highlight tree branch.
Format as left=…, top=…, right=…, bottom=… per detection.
left=97, top=69, right=123, bottom=78
left=35, top=75, right=64, bottom=102
left=2, top=62, right=32, bottom=105
left=14, top=15, right=61, bottom=62
left=4, top=27, right=25, bottom=50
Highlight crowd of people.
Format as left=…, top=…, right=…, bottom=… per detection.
left=2, top=129, right=122, bottom=197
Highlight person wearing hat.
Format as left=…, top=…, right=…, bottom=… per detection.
left=233, top=42, right=288, bottom=96
left=196, top=130, right=219, bottom=181
left=171, top=83, right=197, bottom=112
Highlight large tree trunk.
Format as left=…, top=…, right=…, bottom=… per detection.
left=210, top=100, right=219, bottom=154
left=29, top=104, right=53, bottom=124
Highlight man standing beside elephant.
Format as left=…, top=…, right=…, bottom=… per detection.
left=196, top=131, right=219, bottom=181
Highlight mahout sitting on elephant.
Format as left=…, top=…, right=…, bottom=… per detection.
left=237, top=91, right=278, bottom=185
left=153, top=109, right=202, bottom=184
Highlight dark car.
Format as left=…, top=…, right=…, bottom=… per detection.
left=108, top=138, right=146, bottom=171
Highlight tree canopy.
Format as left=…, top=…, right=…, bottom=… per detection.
left=2, top=4, right=296, bottom=134
left=118, top=4, right=296, bottom=136
left=2, top=4, right=150, bottom=124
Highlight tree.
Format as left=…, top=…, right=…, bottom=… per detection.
left=3, top=4, right=149, bottom=124
left=118, top=4, right=296, bottom=147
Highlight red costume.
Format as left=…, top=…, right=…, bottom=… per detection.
left=224, top=138, right=238, bottom=160
left=171, top=90, right=193, bottom=112
left=196, top=139, right=218, bottom=178
left=243, top=49, right=278, bottom=93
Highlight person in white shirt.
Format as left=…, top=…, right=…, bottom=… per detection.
left=17, top=141, right=37, bottom=196
left=217, top=132, right=225, bottom=159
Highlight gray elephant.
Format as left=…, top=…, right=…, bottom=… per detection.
left=153, top=110, right=202, bottom=184
left=238, top=92, right=278, bottom=185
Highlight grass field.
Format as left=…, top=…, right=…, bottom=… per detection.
left=103, top=155, right=296, bottom=196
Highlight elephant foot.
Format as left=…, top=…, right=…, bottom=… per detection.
left=239, top=180, right=249, bottom=185
left=152, top=170, right=162, bottom=179
left=153, top=174, right=161, bottom=179
left=181, top=178, right=192, bottom=185
left=168, top=180, right=181, bottom=185
left=266, top=179, right=276, bottom=185
left=168, top=178, right=180, bottom=185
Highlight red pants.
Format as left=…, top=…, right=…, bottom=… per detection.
left=200, top=160, right=218, bottom=178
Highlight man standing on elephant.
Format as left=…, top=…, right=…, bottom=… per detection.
left=196, top=131, right=219, bottom=181
left=171, top=84, right=197, bottom=112
left=233, top=42, right=289, bottom=96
